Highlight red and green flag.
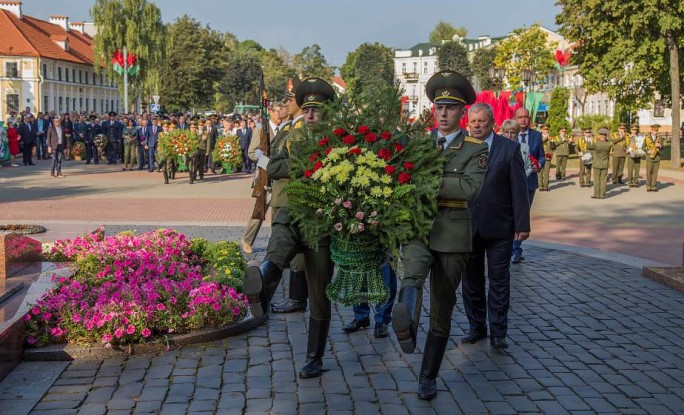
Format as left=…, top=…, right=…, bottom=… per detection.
left=112, top=49, right=140, bottom=76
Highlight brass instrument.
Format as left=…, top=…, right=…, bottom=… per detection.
left=646, top=135, right=660, bottom=159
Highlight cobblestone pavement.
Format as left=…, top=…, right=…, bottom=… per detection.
left=26, top=243, right=684, bottom=415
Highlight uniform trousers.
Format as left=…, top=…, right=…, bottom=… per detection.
left=579, top=161, right=592, bottom=185
left=592, top=168, right=608, bottom=198
left=462, top=234, right=513, bottom=337
left=646, top=160, right=660, bottom=190
left=612, top=156, right=625, bottom=183
left=539, top=159, right=552, bottom=189
left=265, top=207, right=332, bottom=319
left=85, top=142, right=98, bottom=163
left=627, top=157, right=641, bottom=186
left=400, top=240, right=467, bottom=337
left=555, top=155, right=568, bottom=179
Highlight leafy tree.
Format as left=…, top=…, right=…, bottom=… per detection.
left=556, top=0, right=682, bottom=167
left=238, top=39, right=264, bottom=55
left=159, top=16, right=225, bottom=112
left=341, top=42, right=394, bottom=101
left=258, top=48, right=294, bottom=102
left=472, top=47, right=498, bottom=90
left=436, top=41, right=472, bottom=80
left=218, top=51, right=263, bottom=108
left=494, top=24, right=556, bottom=90
left=547, top=87, right=571, bottom=135
left=292, top=44, right=334, bottom=79
left=429, top=21, right=467, bottom=43
left=91, top=0, right=165, bottom=111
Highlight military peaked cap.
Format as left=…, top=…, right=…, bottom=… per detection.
left=295, top=77, right=336, bottom=109
left=597, top=127, right=609, bottom=135
left=426, top=70, right=476, bottom=105
left=108, top=111, right=117, bottom=117
left=651, top=124, right=661, bottom=129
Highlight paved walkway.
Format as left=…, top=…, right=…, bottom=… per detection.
left=19, top=243, right=684, bottom=415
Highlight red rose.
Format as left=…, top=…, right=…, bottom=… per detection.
left=380, top=131, right=392, bottom=140
left=364, top=133, right=377, bottom=143
left=398, top=172, right=411, bottom=184
left=394, top=143, right=405, bottom=152
left=333, top=128, right=346, bottom=137
left=403, top=161, right=414, bottom=170
left=304, top=170, right=313, bottom=178
left=385, top=165, right=396, bottom=175
left=310, top=152, right=320, bottom=162
left=378, top=148, right=392, bottom=161
left=357, top=125, right=371, bottom=134
left=318, top=137, right=329, bottom=146
left=343, top=135, right=356, bottom=145
left=325, top=147, right=333, bottom=155
left=313, top=161, right=324, bottom=171
left=349, top=147, right=362, bottom=155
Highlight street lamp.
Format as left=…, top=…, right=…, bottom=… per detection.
left=520, top=69, right=537, bottom=110
left=488, top=66, right=506, bottom=96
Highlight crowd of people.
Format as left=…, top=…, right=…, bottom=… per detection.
left=0, top=107, right=266, bottom=179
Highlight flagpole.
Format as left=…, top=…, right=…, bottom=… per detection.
left=123, top=46, right=129, bottom=114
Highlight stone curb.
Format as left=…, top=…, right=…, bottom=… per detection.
left=525, top=239, right=670, bottom=268
left=23, top=314, right=267, bottom=361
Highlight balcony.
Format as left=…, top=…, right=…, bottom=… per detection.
left=402, top=72, right=419, bottom=82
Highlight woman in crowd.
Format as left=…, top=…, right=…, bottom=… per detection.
left=122, top=118, right=138, bottom=171
left=7, top=121, right=21, bottom=167
left=61, top=113, right=73, bottom=160
left=501, top=119, right=533, bottom=176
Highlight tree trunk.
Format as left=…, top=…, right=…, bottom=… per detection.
left=668, top=32, right=681, bottom=168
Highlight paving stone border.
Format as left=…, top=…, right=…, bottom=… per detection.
left=0, top=225, right=47, bottom=235
left=24, top=314, right=267, bottom=361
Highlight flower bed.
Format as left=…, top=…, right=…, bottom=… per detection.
left=26, top=228, right=249, bottom=349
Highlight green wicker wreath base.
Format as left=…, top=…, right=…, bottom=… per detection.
left=326, top=234, right=388, bottom=307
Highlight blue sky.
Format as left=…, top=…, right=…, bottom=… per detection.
left=23, top=0, right=560, bottom=67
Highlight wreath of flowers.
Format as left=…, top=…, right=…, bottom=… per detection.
left=212, top=134, right=242, bottom=167
left=71, top=141, right=86, bottom=158
left=93, top=134, right=107, bottom=150
left=158, top=130, right=199, bottom=159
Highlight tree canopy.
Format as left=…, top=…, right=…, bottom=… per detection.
left=429, top=21, right=467, bottom=43
left=91, top=0, right=165, bottom=111
left=471, top=47, right=498, bottom=90
left=293, top=44, right=335, bottom=80
left=436, top=41, right=472, bottom=81
left=547, top=87, right=571, bottom=135
left=556, top=0, right=682, bottom=166
left=341, top=42, right=394, bottom=101
left=494, top=24, right=556, bottom=90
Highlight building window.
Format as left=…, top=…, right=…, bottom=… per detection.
left=653, top=100, right=665, bottom=118
left=5, top=62, right=18, bottom=78
left=413, top=62, right=417, bottom=73
left=93, top=98, right=96, bottom=112
left=42, top=64, right=47, bottom=79
left=80, top=97, right=83, bottom=109
left=401, top=62, right=406, bottom=73
left=72, top=69, right=76, bottom=83
left=79, top=70, right=82, bottom=83
left=85, top=71, right=89, bottom=84
left=58, top=67, right=63, bottom=81
left=6, top=93, right=19, bottom=113
left=100, top=99, right=103, bottom=113
left=73, top=98, right=76, bottom=110
left=423, top=61, right=429, bottom=74
left=43, top=95, right=49, bottom=112
left=58, top=97, right=63, bottom=114
left=66, top=96, right=70, bottom=112
left=85, top=98, right=89, bottom=112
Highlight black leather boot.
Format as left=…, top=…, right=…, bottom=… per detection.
left=391, top=286, right=422, bottom=353
left=299, top=317, right=331, bottom=378
left=243, top=261, right=282, bottom=317
left=418, top=332, right=449, bottom=400
left=271, top=270, right=308, bottom=313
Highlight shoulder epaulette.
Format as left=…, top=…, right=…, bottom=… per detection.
left=293, top=120, right=304, bottom=129
left=283, top=124, right=292, bottom=132
left=464, top=136, right=483, bottom=145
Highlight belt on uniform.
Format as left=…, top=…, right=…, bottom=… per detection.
left=437, top=200, right=468, bottom=208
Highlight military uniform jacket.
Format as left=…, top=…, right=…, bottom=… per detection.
left=269, top=117, right=305, bottom=208
left=552, top=135, right=570, bottom=156
left=611, top=133, right=629, bottom=157
left=645, top=134, right=661, bottom=162
left=85, top=123, right=101, bottom=143
left=588, top=140, right=612, bottom=169
left=429, top=129, right=488, bottom=253
left=101, top=121, right=121, bottom=143
left=542, top=135, right=554, bottom=157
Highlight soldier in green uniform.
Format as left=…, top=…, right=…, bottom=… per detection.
left=243, top=77, right=336, bottom=379
left=645, top=124, right=662, bottom=192
left=553, top=127, right=571, bottom=180
left=611, top=123, right=629, bottom=184
left=577, top=127, right=594, bottom=187
left=588, top=128, right=613, bottom=199
left=539, top=124, right=553, bottom=191
left=268, top=78, right=310, bottom=314
left=391, top=71, right=488, bottom=400
left=627, top=125, right=643, bottom=187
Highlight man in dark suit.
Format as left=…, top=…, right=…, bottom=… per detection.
left=512, top=108, right=544, bottom=263
left=236, top=120, right=252, bottom=173
left=204, top=118, right=218, bottom=173
left=461, top=103, right=531, bottom=349
left=18, top=116, right=36, bottom=165
left=144, top=118, right=161, bottom=172
left=101, top=112, right=122, bottom=164
left=84, top=115, right=101, bottom=164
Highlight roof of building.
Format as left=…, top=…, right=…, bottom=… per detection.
left=0, top=9, right=94, bottom=65
left=331, top=76, right=346, bottom=89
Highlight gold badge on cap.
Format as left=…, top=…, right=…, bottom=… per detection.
left=307, top=94, right=316, bottom=101
left=440, top=90, right=450, bottom=97
left=441, top=71, right=453, bottom=77
left=307, top=79, right=317, bottom=83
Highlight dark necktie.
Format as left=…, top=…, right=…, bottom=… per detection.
left=520, top=133, right=527, bottom=144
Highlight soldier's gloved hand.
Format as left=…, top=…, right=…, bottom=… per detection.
left=254, top=149, right=263, bottom=160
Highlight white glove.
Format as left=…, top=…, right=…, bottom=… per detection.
left=254, top=149, right=263, bottom=160
left=257, top=155, right=270, bottom=170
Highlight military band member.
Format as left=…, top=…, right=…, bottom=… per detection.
left=645, top=124, right=662, bottom=192
left=392, top=71, right=488, bottom=400
left=611, top=123, right=629, bottom=184
left=577, top=127, right=594, bottom=187
left=627, top=125, right=643, bottom=187
left=539, top=124, right=553, bottom=191
left=243, top=77, right=336, bottom=379
left=589, top=128, right=613, bottom=199
left=553, top=126, right=571, bottom=180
